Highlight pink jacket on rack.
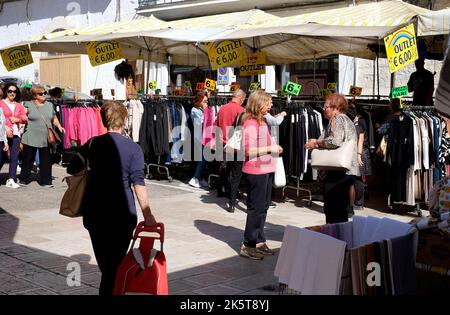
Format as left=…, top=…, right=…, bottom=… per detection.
left=202, top=105, right=216, bottom=147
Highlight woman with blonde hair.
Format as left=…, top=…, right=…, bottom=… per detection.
left=305, top=93, right=359, bottom=223
left=67, top=100, right=157, bottom=295
left=239, top=90, right=283, bottom=260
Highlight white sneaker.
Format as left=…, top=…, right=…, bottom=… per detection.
left=188, top=177, right=201, bottom=188
left=199, top=178, right=209, bottom=188
left=5, top=179, right=20, bottom=189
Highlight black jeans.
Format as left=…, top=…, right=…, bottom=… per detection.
left=88, top=227, right=133, bottom=295
left=217, top=154, right=243, bottom=204
left=228, top=160, right=243, bottom=205
left=323, top=171, right=353, bottom=224
left=20, top=144, right=52, bottom=185
left=243, top=173, right=273, bottom=248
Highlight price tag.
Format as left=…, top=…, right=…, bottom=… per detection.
left=249, top=82, right=261, bottom=92
left=92, top=88, right=102, bottom=96
left=86, top=41, right=122, bottom=67
left=283, top=81, right=302, bottom=96
left=148, top=80, right=157, bottom=91
left=349, top=85, right=362, bottom=96
left=319, top=89, right=330, bottom=97
left=391, top=86, right=409, bottom=98
left=184, top=81, right=191, bottom=88
left=384, top=23, right=419, bottom=73
left=204, top=78, right=216, bottom=91
left=196, top=82, right=205, bottom=91
left=110, top=89, right=115, bottom=97
left=1, top=45, right=34, bottom=71
left=230, top=84, right=240, bottom=92
left=327, top=82, right=336, bottom=91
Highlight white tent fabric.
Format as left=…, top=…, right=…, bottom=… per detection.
left=1, top=3, right=439, bottom=66
left=418, top=8, right=450, bottom=36
left=232, top=1, right=430, bottom=39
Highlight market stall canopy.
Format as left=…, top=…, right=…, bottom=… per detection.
left=0, top=15, right=188, bottom=64
left=218, top=1, right=431, bottom=40
left=0, top=3, right=432, bottom=66
left=418, top=8, right=450, bottom=36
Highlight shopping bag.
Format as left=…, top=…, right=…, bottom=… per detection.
left=273, top=157, right=286, bottom=188
left=59, top=153, right=87, bottom=218
left=311, top=140, right=355, bottom=171
left=113, top=222, right=168, bottom=295
left=224, top=112, right=244, bottom=153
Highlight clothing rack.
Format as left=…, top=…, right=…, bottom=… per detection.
left=384, top=106, right=440, bottom=218
left=282, top=176, right=313, bottom=207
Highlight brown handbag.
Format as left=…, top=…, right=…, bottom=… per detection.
left=34, top=101, right=61, bottom=145
left=60, top=138, right=94, bottom=218
left=47, top=128, right=61, bottom=145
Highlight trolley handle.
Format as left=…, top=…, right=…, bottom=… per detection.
left=134, top=222, right=165, bottom=243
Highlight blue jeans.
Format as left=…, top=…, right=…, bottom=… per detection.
left=0, top=136, right=20, bottom=180
left=194, top=155, right=206, bottom=179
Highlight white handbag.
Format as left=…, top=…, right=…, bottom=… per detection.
left=273, top=157, right=286, bottom=188
left=224, top=128, right=242, bottom=153
left=311, top=140, right=355, bottom=171
left=224, top=113, right=244, bottom=153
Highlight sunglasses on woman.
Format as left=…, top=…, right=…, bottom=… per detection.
left=37, top=91, right=47, bottom=96
left=7, top=90, right=17, bottom=94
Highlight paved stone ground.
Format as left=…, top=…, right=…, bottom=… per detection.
left=0, top=165, right=426, bottom=295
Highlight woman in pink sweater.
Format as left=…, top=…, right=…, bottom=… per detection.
left=0, top=83, right=27, bottom=188
left=239, top=90, right=283, bottom=260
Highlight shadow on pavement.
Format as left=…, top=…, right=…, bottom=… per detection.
left=0, top=209, right=99, bottom=295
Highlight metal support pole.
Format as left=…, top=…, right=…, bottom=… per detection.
left=373, top=58, right=376, bottom=98
left=146, top=51, right=151, bottom=94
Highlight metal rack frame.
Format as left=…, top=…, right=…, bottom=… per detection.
left=146, top=156, right=173, bottom=182
left=282, top=176, right=313, bottom=207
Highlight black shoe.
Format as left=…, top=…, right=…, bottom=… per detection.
left=269, top=201, right=276, bottom=207
left=226, top=201, right=235, bottom=213
left=40, top=183, right=54, bottom=188
left=236, top=192, right=244, bottom=200
left=348, top=206, right=355, bottom=218
left=18, top=179, right=30, bottom=186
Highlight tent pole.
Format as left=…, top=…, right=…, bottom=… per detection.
left=373, top=58, right=376, bottom=98
left=146, top=51, right=151, bottom=94
left=377, top=40, right=380, bottom=100
left=313, top=55, right=316, bottom=89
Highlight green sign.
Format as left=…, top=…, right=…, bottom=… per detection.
left=391, top=86, right=409, bottom=98
left=148, top=80, right=157, bottom=90
left=249, top=82, right=261, bottom=92
left=283, top=81, right=302, bottom=96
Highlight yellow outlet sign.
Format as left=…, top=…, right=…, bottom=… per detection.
left=86, top=40, right=122, bottom=67
left=1, top=45, right=34, bottom=71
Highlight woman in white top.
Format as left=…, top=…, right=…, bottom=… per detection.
left=0, top=83, right=27, bottom=188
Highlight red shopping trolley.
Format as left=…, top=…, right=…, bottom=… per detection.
left=113, top=222, right=168, bottom=295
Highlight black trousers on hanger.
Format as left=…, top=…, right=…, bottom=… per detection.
left=20, top=144, right=52, bottom=185
left=323, top=171, right=353, bottom=224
